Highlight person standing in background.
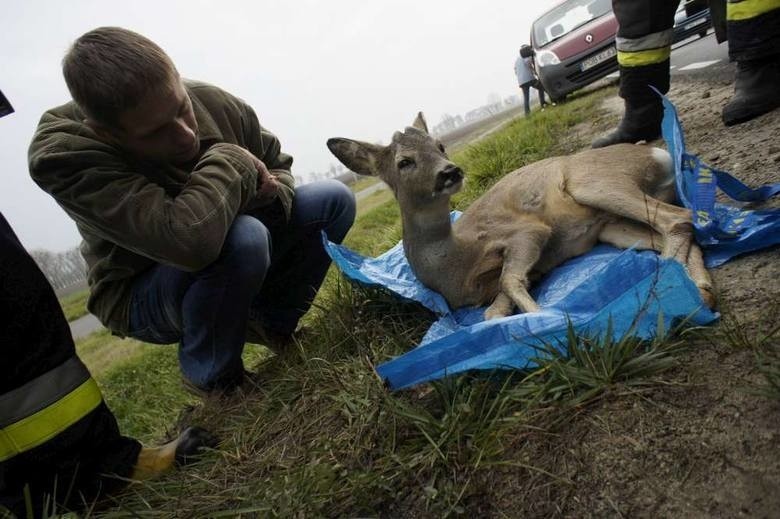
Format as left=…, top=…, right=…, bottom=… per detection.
left=515, top=44, right=549, bottom=117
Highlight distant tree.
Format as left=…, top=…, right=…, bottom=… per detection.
left=431, top=113, right=459, bottom=137
left=29, top=246, right=87, bottom=291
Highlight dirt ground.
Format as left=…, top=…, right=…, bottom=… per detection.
left=490, top=65, right=780, bottom=518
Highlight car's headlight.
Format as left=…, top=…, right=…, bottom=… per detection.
left=536, top=49, right=561, bottom=67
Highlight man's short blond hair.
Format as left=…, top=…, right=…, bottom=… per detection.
left=63, top=27, right=177, bottom=128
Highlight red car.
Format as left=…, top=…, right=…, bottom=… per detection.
left=527, top=0, right=618, bottom=102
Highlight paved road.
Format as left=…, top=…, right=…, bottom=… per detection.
left=70, top=313, right=103, bottom=341
left=355, top=181, right=389, bottom=201
left=670, top=31, right=729, bottom=73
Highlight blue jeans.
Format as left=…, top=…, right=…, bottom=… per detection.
left=127, top=180, right=356, bottom=389
left=520, top=81, right=547, bottom=116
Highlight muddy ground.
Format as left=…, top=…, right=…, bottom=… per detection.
left=490, top=65, right=780, bottom=518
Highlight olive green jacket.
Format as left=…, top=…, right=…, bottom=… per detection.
left=29, top=80, right=295, bottom=335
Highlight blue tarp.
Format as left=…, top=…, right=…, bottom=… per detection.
left=324, top=95, right=779, bottom=390
left=662, top=94, right=780, bottom=267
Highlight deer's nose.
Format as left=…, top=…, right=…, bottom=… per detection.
left=440, top=164, right=463, bottom=182
left=435, top=164, right=464, bottom=192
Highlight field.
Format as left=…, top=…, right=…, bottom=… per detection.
left=59, top=288, right=89, bottom=322
left=66, top=78, right=780, bottom=517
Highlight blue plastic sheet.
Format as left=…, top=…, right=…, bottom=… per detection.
left=662, top=94, right=780, bottom=267
left=324, top=95, right=778, bottom=390
left=324, top=234, right=716, bottom=389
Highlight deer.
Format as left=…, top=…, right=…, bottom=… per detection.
left=327, top=113, right=715, bottom=320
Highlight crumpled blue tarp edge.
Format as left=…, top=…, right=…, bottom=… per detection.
left=373, top=249, right=715, bottom=390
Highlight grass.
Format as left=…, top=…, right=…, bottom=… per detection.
left=59, top=288, right=89, bottom=322
left=754, top=346, right=780, bottom=400
left=355, top=186, right=393, bottom=218
left=349, top=175, right=382, bottom=193
left=63, top=87, right=707, bottom=516
left=75, top=332, right=275, bottom=443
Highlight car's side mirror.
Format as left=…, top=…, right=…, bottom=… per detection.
left=520, top=46, right=535, bottom=58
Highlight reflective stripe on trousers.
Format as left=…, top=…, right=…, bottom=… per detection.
left=616, top=28, right=674, bottom=67
left=727, top=0, right=780, bottom=21
left=0, top=357, right=102, bottom=462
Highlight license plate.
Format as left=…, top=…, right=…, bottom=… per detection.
left=581, top=46, right=617, bottom=72
left=684, top=17, right=707, bottom=30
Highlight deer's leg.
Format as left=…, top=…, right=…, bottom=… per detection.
left=501, top=273, right=541, bottom=315
left=484, top=292, right=515, bottom=320
left=686, top=242, right=716, bottom=308
left=598, top=218, right=664, bottom=252
left=599, top=216, right=716, bottom=308
left=495, top=231, right=550, bottom=316
left=131, top=439, right=179, bottom=480
left=567, top=179, right=693, bottom=264
left=130, top=427, right=217, bottom=480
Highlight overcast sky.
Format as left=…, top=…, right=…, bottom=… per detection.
left=1, top=0, right=559, bottom=251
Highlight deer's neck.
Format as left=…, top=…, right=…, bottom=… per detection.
left=398, top=195, right=454, bottom=246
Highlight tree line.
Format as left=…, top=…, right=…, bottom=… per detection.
left=29, top=246, right=87, bottom=292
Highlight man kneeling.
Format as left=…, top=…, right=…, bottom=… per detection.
left=29, top=27, right=356, bottom=395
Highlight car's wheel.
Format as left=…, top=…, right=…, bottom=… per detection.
left=699, top=29, right=708, bottom=38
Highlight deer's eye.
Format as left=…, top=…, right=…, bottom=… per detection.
left=397, top=158, right=414, bottom=169
left=438, top=143, right=446, bottom=153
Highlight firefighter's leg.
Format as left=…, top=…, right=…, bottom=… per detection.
left=721, top=0, right=780, bottom=125
left=593, top=0, right=680, bottom=148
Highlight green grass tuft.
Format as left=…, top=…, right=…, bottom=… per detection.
left=59, top=288, right=89, bottom=322
left=754, top=346, right=780, bottom=400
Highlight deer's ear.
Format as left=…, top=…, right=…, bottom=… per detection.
left=412, top=112, right=429, bottom=134
left=327, top=138, right=383, bottom=177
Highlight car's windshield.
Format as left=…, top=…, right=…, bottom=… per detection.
left=533, top=0, right=613, bottom=47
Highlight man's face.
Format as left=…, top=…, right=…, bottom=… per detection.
left=110, top=75, right=200, bottom=164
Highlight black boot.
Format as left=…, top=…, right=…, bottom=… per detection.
left=592, top=98, right=663, bottom=148
left=722, top=56, right=780, bottom=126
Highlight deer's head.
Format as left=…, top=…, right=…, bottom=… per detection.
left=327, top=113, right=464, bottom=203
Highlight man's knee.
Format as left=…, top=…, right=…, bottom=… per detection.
left=218, top=215, right=272, bottom=281
left=319, top=179, right=356, bottom=242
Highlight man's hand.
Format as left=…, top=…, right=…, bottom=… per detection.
left=252, top=155, right=281, bottom=205
left=208, top=142, right=282, bottom=209
left=218, top=143, right=280, bottom=205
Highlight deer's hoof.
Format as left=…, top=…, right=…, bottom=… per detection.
left=484, top=308, right=510, bottom=320
left=699, top=288, right=717, bottom=310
